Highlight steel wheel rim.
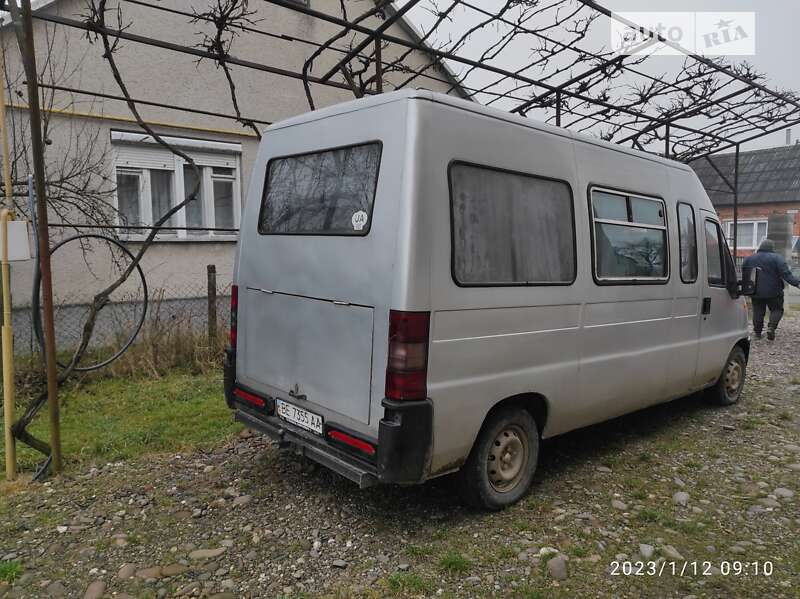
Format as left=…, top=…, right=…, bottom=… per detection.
left=724, top=358, right=743, bottom=399
left=487, top=424, right=528, bottom=493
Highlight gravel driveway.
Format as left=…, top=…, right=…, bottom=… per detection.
left=1, top=313, right=799, bottom=599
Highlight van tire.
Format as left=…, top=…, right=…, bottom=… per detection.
left=706, top=346, right=747, bottom=406
left=458, top=407, right=539, bottom=511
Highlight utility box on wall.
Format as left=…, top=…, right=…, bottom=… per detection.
left=2, top=220, right=32, bottom=262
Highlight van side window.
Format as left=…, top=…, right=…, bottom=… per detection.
left=590, top=188, right=668, bottom=282
left=677, top=202, right=698, bottom=283
left=449, top=163, right=575, bottom=286
left=704, top=220, right=725, bottom=286
left=258, top=142, right=382, bottom=236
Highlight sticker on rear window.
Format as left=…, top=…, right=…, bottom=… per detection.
left=352, top=210, right=368, bottom=231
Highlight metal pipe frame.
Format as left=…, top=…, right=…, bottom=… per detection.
left=15, top=0, right=799, bottom=166
left=34, top=7, right=758, bottom=153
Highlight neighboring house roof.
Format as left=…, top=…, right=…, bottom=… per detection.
left=2, top=0, right=470, bottom=99
left=691, top=144, right=800, bottom=207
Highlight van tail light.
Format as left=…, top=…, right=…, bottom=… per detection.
left=385, top=310, right=430, bottom=401
left=233, top=387, right=264, bottom=408
left=327, top=429, right=376, bottom=456
left=230, top=285, right=238, bottom=349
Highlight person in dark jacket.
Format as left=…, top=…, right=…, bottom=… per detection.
left=742, top=239, right=800, bottom=340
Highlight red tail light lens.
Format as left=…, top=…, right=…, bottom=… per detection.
left=327, top=429, right=376, bottom=456
left=385, top=310, right=430, bottom=401
left=233, top=387, right=264, bottom=408
left=230, top=285, right=238, bottom=349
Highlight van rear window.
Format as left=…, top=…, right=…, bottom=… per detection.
left=259, top=142, right=382, bottom=236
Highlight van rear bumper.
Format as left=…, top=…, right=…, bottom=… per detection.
left=226, top=351, right=433, bottom=487
left=233, top=401, right=432, bottom=488
left=234, top=409, right=381, bottom=488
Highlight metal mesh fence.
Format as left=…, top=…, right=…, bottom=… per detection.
left=11, top=275, right=231, bottom=358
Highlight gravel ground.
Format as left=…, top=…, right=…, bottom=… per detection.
left=1, top=313, right=799, bottom=599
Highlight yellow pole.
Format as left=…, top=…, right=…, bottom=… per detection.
left=1, top=209, right=15, bottom=481
left=0, top=41, right=16, bottom=481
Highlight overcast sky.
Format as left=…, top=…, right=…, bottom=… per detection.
left=608, top=0, right=799, bottom=150
left=407, top=0, right=799, bottom=153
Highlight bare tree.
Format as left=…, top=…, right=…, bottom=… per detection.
left=191, top=0, right=262, bottom=139
left=9, top=0, right=204, bottom=460
left=298, top=0, right=799, bottom=161
left=2, top=25, right=116, bottom=232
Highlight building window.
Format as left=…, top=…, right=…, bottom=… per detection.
left=112, top=131, right=241, bottom=239
left=449, top=162, right=575, bottom=286
left=724, top=220, right=767, bottom=250
left=590, top=187, right=668, bottom=282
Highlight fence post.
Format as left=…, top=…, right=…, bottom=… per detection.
left=207, top=264, right=217, bottom=345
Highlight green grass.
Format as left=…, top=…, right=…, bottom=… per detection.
left=0, top=370, right=241, bottom=471
left=385, top=573, right=433, bottom=594
left=569, top=546, right=589, bottom=558
left=438, top=551, right=471, bottom=574
left=515, top=586, right=547, bottom=599
left=636, top=508, right=660, bottom=523
left=0, top=560, right=22, bottom=583
left=496, top=546, right=517, bottom=560
left=405, top=544, right=434, bottom=557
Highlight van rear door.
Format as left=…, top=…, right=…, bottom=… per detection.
left=243, top=290, right=375, bottom=423
left=237, top=138, right=395, bottom=429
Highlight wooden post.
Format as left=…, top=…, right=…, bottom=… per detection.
left=7, top=0, right=62, bottom=473
left=0, top=44, right=12, bottom=211
left=207, top=264, right=217, bottom=345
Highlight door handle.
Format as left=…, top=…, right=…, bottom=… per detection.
left=702, top=297, right=712, bottom=315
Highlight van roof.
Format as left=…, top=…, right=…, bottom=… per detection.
left=266, top=89, right=693, bottom=173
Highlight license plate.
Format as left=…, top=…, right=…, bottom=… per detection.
left=275, top=399, right=323, bottom=435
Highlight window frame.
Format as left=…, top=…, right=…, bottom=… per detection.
left=112, top=144, right=241, bottom=241
left=447, top=160, right=578, bottom=288
left=677, top=201, right=698, bottom=284
left=587, top=184, right=670, bottom=286
left=724, top=219, right=768, bottom=250
left=115, top=167, right=145, bottom=232
left=704, top=218, right=727, bottom=288
left=257, top=140, right=384, bottom=238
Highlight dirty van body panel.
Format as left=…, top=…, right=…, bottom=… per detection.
left=663, top=170, right=704, bottom=397
left=572, top=142, right=674, bottom=423
left=696, top=210, right=749, bottom=387
left=236, top=100, right=411, bottom=435
left=419, top=100, right=583, bottom=475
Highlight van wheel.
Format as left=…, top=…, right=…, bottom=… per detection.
left=706, top=346, right=747, bottom=406
left=458, top=407, right=539, bottom=511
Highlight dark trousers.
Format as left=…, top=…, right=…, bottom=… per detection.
left=751, top=295, right=784, bottom=333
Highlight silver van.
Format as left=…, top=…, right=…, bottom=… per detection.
left=225, top=90, right=754, bottom=510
